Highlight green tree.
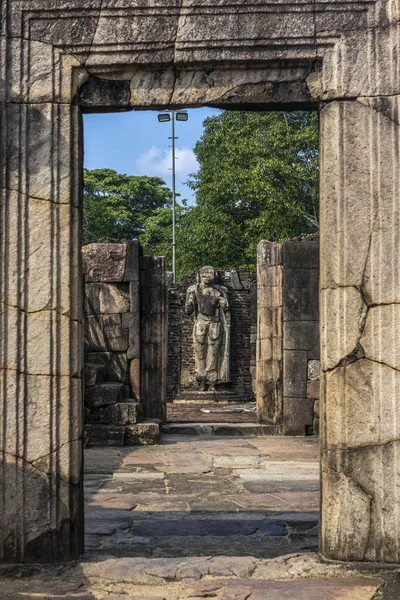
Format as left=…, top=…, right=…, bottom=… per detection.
left=141, top=110, right=319, bottom=277
left=83, top=168, right=173, bottom=242
left=185, top=110, right=319, bottom=270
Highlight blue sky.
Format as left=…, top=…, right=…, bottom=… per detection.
left=83, top=107, right=220, bottom=204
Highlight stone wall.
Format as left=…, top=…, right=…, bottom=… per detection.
left=82, top=242, right=166, bottom=445
left=167, top=269, right=255, bottom=402
left=256, top=238, right=320, bottom=435
left=282, top=239, right=319, bottom=435
left=3, top=0, right=400, bottom=565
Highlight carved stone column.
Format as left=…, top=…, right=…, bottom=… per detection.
left=0, top=56, right=85, bottom=560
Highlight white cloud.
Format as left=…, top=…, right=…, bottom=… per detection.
left=136, top=145, right=198, bottom=179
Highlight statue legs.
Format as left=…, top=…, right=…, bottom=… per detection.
left=193, top=320, right=222, bottom=390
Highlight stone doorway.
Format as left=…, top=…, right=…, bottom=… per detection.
left=1, top=0, right=400, bottom=565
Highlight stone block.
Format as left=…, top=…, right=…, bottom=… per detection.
left=283, top=240, right=319, bottom=269
left=103, top=401, right=139, bottom=426
left=307, top=380, right=320, bottom=399
left=82, top=243, right=127, bottom=282
left=284, top=321, right=319, bottom=352
left=257, top=241, right=282, bottom=268
left=85, top=383, right=124, bottom=408
left=130, top=358, right=140, bottom=400
left=85, top=314, right=129, bottom=352
left=125, top=421, right=161, bottom=445
left=84, top=362, right=106, bottom=387
left=86, top=424, right=126, bottom=447
left=108, top=354, right=129, bottom=383
left=125, top=240, right=140, bottom=282
left=283, top=350, right=307, bottom=397
left=283, top=398, right=314, bottom=436
left=230, top=269, right=243, bottom=290
left=121, top=312, right=140, bottom=359
left=308, top=360, right=320, bottom=381
left=283, top=269, right=319, bottom=322
left=85, top=283, right=130, bottom=315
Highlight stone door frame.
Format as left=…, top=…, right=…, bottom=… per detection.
left=1, top=0, right=400, bottom=563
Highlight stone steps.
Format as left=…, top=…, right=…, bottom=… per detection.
left=162, top=422, right=282, bottom=436
left=86, top=419, right=161, bottom=447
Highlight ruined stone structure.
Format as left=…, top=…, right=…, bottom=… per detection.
left=167, top=268, right=255, bottom=403
left=1, top=0, right=399, bottom=564
left=257, top=238, right=320, bottom=436
left=82, top=241, right=165, bottom=446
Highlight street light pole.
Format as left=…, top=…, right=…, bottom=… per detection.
left=158, top=110, right=188, bottom=285
left=171, top=110, right=177, bottom=284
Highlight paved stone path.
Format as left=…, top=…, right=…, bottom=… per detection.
left=0, top=435, right=395, bottom=599
left=85, top=435, right=320, bottom=558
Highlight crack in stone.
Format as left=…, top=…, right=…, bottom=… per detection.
left=3, top=448, right=81, bottom=484
left=168, top=0, right=184, bottom=107
left=0, top=300, right=73, bottom=318
left=364, top=356, right=400, bottom=373
left=81, top=2, right=104, bottom=68
left=327, top=437, right=400, bottom=452
left=0, top=367, right=82, bottom=379
left=0, top=185, right=72, bottom=205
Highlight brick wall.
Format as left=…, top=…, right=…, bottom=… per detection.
left=167, top=268, right=256, bottom=402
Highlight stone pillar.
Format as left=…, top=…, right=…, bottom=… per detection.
left=256, top=241, right=283, bottom=424
left=282, top=240, right=319, bottom=435
left=140, top=256, right=167, bottom=421
left=320, top=99, right=400, bottom=562
left=0, top=101, right=84, bottom=560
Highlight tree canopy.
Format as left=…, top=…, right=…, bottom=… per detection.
left=141, top=110, right=319, bottom=277
left=83, top=111, right=319, bottom=278
left=82, top=168, right=172, bottom=243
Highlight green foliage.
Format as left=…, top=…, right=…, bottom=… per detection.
left=83, top=111, right=319, bottom=279
left=184, top=110, right=319, bottom=271
left=82, top=168, right=172, bottom=243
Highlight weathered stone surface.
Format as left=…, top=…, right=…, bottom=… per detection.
left=83, top=243, right=127, bottom=282
left=85, top=283, right=130, bottom=315
left=283, top=321, right=319, bottom=352
left=307, top=360, right=320, bottom=381
left=86, top=424, right=126, bottom=447
left=130, top=358, right=141, bottom=401
left=307, top=380, right=320, bottom=399
left=361, top=305, right=400, bottom=371
left=125, top=421, right=161, bottom=445
left=283, top=240, right=319, bottom=269
left=321, top=286, right=367, bottom=371
left=283, top=398, right=314, bottom=436
left=85, top=314, right=129, bottom=352
left=85, top=362, right=106, bottom=387
left=122, top=311, right=140, bottom=359
left=103, top=402, right=139, bottom=426
left=256, top=241, right=283, bottom=425
left=85, top=383, right=124, bottom=408
left=283, top=269, right=319, bottom=322
left=140, top=256, right=167, bottom=421
left=283, top=350, right=307, bottom=398
left=320, top=97, right=400, bottom=562
left=3, top=0, right=400, bottom=565
left=87, top=352, right=129, bottom=383
left=324, top=359, right=400, bottom=449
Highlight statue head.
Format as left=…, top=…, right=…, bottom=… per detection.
left=200, top=265, right=215, bottom=285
